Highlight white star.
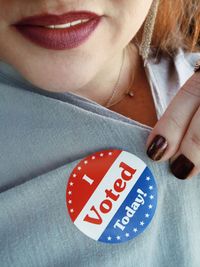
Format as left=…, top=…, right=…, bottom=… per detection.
left=70, top=182, right=74, bottom=186
left=149, top=185, right=153, bottom=190
left=68, top=200, right=72, bottom=204
left=116, top=236, right=121, bottom=240
left=70, top=209, right=74, bottom=213
left=108, top=152, right=113, bottom=156
left=150, top=195, right=154, bottom=199
left=125, top=233, right=130, bottom=237
left=145, top=213, right=150, bottom=218
left=100, top=153, right=104, bottom=157
left=91, top=156, right=96, bottom=160
left=133, top=228, right=138, bottom=233
left=140, top=221, right=145, bottom=226
left=149, top=204, right=153, bottom=209
left=146, top=176, right=151, bottom=181
left=68, top=191, right=72, bottom=195
left=77, top=166, right=81, bottom=171
left=107, top=236, right=112, bottom=241
left=84, top=160, right=88, bottom=164
left=73, top=174, right=76, bottom=178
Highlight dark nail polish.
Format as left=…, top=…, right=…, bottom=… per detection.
left=146, top=135, right=168, bottom=161
left=170, top=154, right=194, bottom=180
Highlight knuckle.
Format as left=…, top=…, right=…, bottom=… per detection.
left=182, top=80, right=200, bottom=98
left=167, top=113, right=184, bottom=131
left=190, top=132, right=200, bottom=150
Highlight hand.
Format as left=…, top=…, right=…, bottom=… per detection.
left=145, top=70, right=200, bottom=180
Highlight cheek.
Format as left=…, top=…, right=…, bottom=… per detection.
left=109, top=0, right=153, bottom=42
left=0, top=0, right=16, bottom=23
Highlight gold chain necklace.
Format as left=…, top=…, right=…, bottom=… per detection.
left=104, top=44, right=138, bottom=108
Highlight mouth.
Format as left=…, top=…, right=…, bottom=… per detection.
left=13, top=11, right=103, bottom=50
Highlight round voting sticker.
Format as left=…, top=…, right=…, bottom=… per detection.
left=66, top=149, right=157, bottom=244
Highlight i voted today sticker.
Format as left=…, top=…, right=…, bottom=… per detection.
left=66, top=149, right=157, bottom=244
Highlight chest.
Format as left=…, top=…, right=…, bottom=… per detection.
left=108, top=63, right=158, bottom=128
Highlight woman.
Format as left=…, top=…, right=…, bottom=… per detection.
left=0, top=0, right=200, bottom=266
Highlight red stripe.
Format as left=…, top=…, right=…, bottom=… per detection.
left=66, top=149, right=122, bottom=221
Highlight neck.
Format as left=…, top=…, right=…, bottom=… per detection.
left=70, top=42, right=140, bottom=107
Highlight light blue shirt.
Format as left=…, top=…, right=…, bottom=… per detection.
left=0, top=48, right=200, bottom=267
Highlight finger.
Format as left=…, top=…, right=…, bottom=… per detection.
left=146, top=72, right=200, bottom=161
left=169, top=105, right=200, bottom=180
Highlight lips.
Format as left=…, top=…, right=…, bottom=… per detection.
left=14, top=11, right=101, bottom=26
left=13, top=11, right=102, bottom=50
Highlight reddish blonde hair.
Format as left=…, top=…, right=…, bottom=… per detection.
left=136, top=0, right=200, bottom=56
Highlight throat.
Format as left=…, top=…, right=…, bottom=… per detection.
left=107, top=93, right=158, bottom=128
left=107, top=55, right=158, bottom=128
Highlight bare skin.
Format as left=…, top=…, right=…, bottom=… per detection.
left=107, top=51, right=158, bottom=128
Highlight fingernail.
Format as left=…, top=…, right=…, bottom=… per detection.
left=146, top=135, right=168, bottom=161
left=170, top=154, right=194, bottom=180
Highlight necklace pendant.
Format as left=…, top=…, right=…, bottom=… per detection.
left=128, top=90, right=134, bottom=97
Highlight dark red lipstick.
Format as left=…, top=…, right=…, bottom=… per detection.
left=13, top=11, right=102, bottom=50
